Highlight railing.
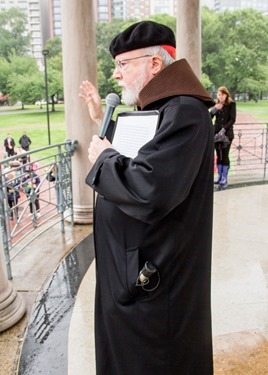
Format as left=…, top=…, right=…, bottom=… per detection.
left=223, top=122, right=268, bottom=185
left=1, top=123, right=267, bottom=278
left=0, top=140, right=78, bottom=279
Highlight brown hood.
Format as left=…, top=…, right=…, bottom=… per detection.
left=139, top=58, right=214, bottom=110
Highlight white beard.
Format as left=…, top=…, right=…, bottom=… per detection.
left=120, top=66, right=148, bottom=106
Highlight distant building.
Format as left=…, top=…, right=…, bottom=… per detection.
left=0, top=0, right=43, bottom=64
left=214, top=0, right=268, bottom=14
left=201, top=0, right=215, bottom=8
left=0, top=0, right=267, bottom=66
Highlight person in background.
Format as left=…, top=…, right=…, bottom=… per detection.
left=16, top=147, right=28, bottom=171
left=80, top=21, right=215, bottom=375
left=4, top=133, right=16, bottom=157
left=6, top=170, right=20, bottom=220
left=23, top=165, right=41, bottom=216
left=211, top=86, right=236, bottom=189
left=19, top=131, right=31, bottom=151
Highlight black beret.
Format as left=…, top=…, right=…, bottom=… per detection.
left=109, top=21, right=176, bottom=58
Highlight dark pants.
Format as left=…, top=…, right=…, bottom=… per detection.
left=29, top=196, right=40, bottom=213
left=8, top=199, right=18, bottom=219
left=6, top=148, right=15, bottom=157
left=215, top=140, right=233, bottom=167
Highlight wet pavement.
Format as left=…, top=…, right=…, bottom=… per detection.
left=18, top=235, right=95, bottom=375
left=0, top=184, right=268, bottom=375
left=0, top=222, right=92, bottom=375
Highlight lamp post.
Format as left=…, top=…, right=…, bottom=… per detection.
left=42, top=49, right=51, bottom=145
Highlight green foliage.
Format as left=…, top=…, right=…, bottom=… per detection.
left=45, top=37, right=62, bottom=58
left=202, top=8, right=268, bottom=97
left=0, top=57, right=11, bottom=94
left=4, top=55, right=43, bottom=106
left=0, top=54, right=40, bottom=97
left=7, top=72, right=44, bottom=107
left=0, top=7, right=29, bottom=60
left=43, top=38, right=64, bottom=106
left=147, top=14, right=176, bottom=34
left=200, top=72, right=212, bottom=90
left=96, top=19, right=126, bottom=97
left=1, top=8, right=268, bottom=107
left=47, top=58, right=64, bottom=101
left=0, top=37, right=63, bottom=108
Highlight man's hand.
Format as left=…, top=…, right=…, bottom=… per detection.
left=79, top=81, right=104, bottom=126
left=88, top=135, right=113, bottom=165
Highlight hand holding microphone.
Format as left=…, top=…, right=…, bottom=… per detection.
left=88, top=93, right=120, bottom=164
left=99, top=93, right=121, bottom=139
left=88, top=135, right=112, bottom=165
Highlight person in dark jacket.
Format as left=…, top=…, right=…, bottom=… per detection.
left=80, top=21, right=215, bottom=375
left=4, top=133, right=16, bottom=157
left=23, top=165, right=41, bottom=216
left=6, top=171, right=20, bottom=220
left=19, top=131, right=31, bottom=151
left=211, top=86, right=236, bottom=189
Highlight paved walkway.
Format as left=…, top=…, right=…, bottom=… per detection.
left=1, top=183, right=268, bottom=375
left=1, top=109, right=268, bottom=374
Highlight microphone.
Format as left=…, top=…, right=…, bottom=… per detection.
left=139, top=262, right=157, bottom=284
left=99, top=93, right=120, bottom=139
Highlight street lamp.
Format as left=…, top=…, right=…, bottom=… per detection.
left=42, top=49, right=51, bottom=145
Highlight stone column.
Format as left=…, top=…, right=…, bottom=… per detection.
left=61, top=1, right=97, bottom=223
left=0, top=234, right=25, bottom=332
left=176, top=0, right=201, bottom=78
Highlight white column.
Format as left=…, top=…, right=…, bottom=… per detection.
left=61, top=0, right=98, bottom=223
left=176, top=0, right=201, bottom=78
left=0, top=233, right=25, bottom=333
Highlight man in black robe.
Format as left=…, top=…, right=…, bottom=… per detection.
left=80, top=21, right=215, bottom=375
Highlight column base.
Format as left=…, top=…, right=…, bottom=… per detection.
left=0, top=280, right=26, bottom=333
left=71, top=205, right=94, bottom=224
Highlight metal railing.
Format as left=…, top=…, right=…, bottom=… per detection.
left=0, top=140, right=78, bottom=279
left=1, top=122, right=267, bottom=278
left=221, top=122, right=268, bottom=185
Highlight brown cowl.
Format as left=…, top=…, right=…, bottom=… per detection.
left=139, top=58, right=214, bottom=110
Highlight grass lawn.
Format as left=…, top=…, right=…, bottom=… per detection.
left=236, top=100, right=268, bottom=121
left=0, top=100, right=267, bottom=159
left=0, top=105, right=66, bottom=150
left=0, top=103, right=134, bottom=160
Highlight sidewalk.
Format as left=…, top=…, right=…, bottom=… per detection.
left=0, top=109, right=267, bottom=374
left=0, top=222, right=93, bottom=375
left=67, top=184, right=268, bottom=375
left=1, top=184, right=267, bottom=374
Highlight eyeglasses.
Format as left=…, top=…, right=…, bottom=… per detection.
left=114, top=55, right=152, bottom=70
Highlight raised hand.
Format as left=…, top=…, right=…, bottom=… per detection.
left=79, top=81, right=104, bottom=126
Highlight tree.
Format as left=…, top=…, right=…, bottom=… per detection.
left=0, top=7, right=29, bottom=60
left=0, top=54, right=39, bottom=95
left=202, top=8, right=268, bottom=97
left=41, top=38, right=64, bottom=110
left=0, top=57, right=11, bottom=94
left=7, top=72, right=43, bottom=109
left=96, top=19, right=127, bottom=98
left=45, top=37, right=62, bottom=58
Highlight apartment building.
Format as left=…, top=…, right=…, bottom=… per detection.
left=0, top=0, right=43, bottom=63
left=214, top=0, right=268, bottom=13
left=0, top=0, right=266, bottom=64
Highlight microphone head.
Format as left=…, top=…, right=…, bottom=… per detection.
left=105, top=93, right=121, bottom=108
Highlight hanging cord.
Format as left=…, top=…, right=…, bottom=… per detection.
left=135, top=261, right=160, bottom=292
